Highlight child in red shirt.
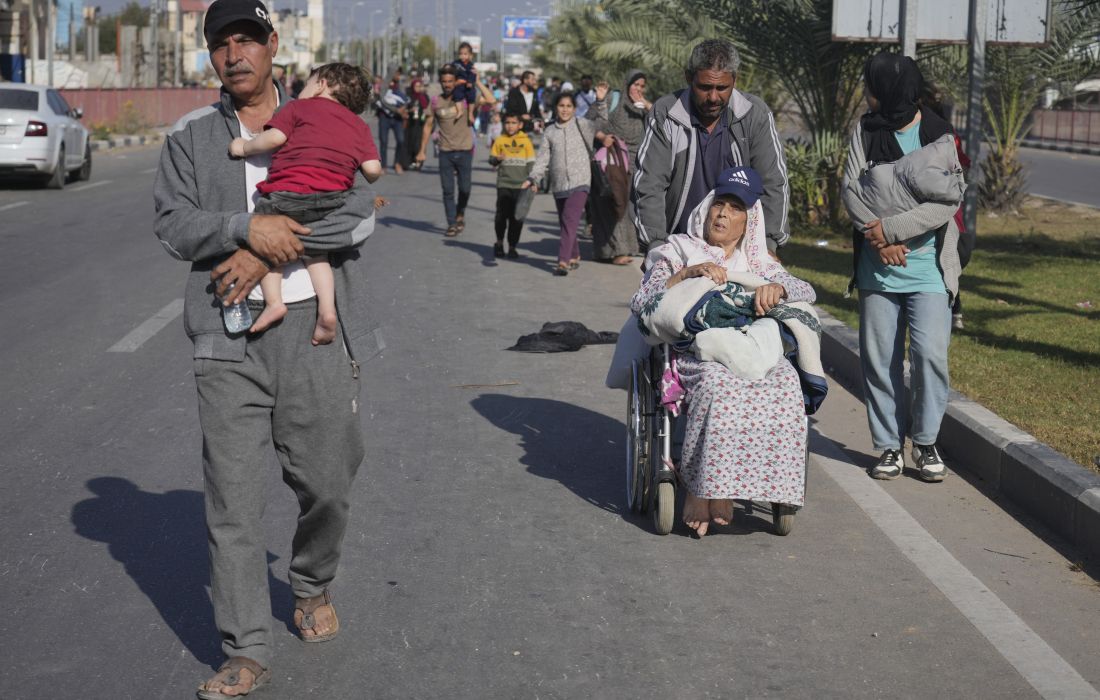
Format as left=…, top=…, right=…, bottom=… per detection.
left=230, top=62, right=382, bottom=344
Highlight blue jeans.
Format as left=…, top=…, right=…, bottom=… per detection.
left=438, top=150, right=473, bottom=226
left=858, top=290, right=952, bottom=451
left=377, top=114, right=404, bottom=168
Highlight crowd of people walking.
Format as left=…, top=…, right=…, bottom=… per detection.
left=154, top=0, right=971, bottom=693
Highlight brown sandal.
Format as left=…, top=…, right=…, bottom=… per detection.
left=294, top=590, right=340, bottom=643
left=197, top=657, right=270, bottom=699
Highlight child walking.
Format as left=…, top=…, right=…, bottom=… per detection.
left=229, top=62, right=382, bottom=345
left=489, top=112, right=536, bottom=258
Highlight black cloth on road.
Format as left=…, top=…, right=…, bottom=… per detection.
left=508, top=321, right=619, bottom=353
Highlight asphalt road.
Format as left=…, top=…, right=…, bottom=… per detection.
left=1, top=144, right=1098, bottom=699
left=1018, top=146, right=1100, bottom=208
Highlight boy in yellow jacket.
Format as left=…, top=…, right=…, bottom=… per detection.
left=488, top=112, right=536, bottom=258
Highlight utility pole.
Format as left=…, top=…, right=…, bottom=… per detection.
left=962, top=0, right=987, bottom=236
left=175, top=0, right=182, bottom=85
left=382, top=1, right=389, bottom=77
left=392, top=0, right=400, bottom=73
left=150, top=0, right=159, bottom=86
left=899, top=0, right=917, bottom=58
left=46, top=0, right=54, bottom=86
left=68, top=1, right=74, bottom=62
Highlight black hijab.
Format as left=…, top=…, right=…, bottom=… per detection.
left=860, top=51, right=952, bottom=163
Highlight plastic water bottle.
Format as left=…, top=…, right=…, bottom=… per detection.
left=221, top=283, right=252, bottom=333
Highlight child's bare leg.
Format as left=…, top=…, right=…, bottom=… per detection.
left=305, top=257, right=338, bottom=345
left=250, top=269, right=287, bottom=333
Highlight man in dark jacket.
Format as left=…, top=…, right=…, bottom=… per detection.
left=153, top=1, right=378, bottom=695
left=505, top=70, right=544, bottom=132
left=633, top=39, right=790, bottom=253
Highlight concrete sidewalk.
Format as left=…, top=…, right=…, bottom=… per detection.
left=90, top=131, right=165, bottom=152
left=817, top=310, right=1100, bottom=560
left=1022, top=138, right=1100, bottom=157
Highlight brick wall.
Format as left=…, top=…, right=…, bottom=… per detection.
left=58, top=87, right=221, bottom=129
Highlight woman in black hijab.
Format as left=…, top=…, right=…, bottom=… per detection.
left=841, top=51, right=967, bottom=484
left=860, top=52, right=953, bottom=163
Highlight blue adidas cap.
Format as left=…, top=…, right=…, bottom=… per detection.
left=713, top=166, right=764, bottom=207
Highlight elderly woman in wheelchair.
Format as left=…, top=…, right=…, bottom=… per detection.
left=625, top=166, right=827, bottom=537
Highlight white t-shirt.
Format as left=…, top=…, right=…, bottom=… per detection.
left=238, top=119, right=316, bottom=303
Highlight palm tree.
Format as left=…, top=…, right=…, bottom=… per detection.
left=589, top=0, right=723, bottom=95
left=695, top=0, right=879, bottom=224
left=977, top=3, right=1099, bottom=212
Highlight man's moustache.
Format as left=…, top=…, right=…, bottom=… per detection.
left=225, top=67, right=252, bottom=76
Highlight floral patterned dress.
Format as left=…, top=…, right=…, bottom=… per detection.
left=630, top=257, right=817, bottom=505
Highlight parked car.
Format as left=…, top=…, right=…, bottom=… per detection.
left=0, top=84, right=92, bottom=188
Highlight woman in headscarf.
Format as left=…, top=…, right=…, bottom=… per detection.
left=630, top=166, right=818, bottom=537
left=404, top=78, right=430, bottom=171
left=841, top=51, right=965, bottom=483
left=589, top=70, right=651, bottom=264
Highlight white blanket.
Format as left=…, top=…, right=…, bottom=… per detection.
left=639, top=274, right=824, bottom=382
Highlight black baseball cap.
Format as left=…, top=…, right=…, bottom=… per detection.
left=713, top=166, right=764, bottom=208
left=204, top=0, right=275, bottom=43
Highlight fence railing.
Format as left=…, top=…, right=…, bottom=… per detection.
left=58, top=88, right=222, bottom=130
left=1027, top=109, right=1100, bottom=147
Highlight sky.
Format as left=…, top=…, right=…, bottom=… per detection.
left=91, top=0, right=556, bottom=57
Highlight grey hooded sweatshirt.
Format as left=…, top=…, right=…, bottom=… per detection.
left=632, top=88, right=790, bottom=252
left=154, top=83, right=381, bottom=363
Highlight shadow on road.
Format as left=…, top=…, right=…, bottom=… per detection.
left=377, top=215, right=440, bottom=234
left=469, top=393, right=629, bottom=519
left=70, top=477, right=295, bottom=668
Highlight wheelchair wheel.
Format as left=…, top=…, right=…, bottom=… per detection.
left=626, top=359, right=653, bottom=513
left=653, top=481, right=675, bottom=535
left=772, top=503, right=796, bottom=536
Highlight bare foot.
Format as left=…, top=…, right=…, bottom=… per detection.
left=311, top=311, right=338, bottom=346
left=683, top=492, right=710, bottom=537
left=710, top=499, right=734, bottom=526
left=249, top=302, right=286, bottom=333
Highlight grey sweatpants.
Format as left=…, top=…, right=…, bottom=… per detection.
left=194, top=300, right=364, bottom=667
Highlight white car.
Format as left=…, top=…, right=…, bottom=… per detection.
left=0, top=84, right=92, bottom=188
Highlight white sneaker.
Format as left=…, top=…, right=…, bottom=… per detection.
left=870, top=449, right=904, bottom=480
left=912, top=444, right=947, bottom=482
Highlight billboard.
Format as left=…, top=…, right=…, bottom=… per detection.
left=501, top=16, right=549, bottom=43
left=832, top=0, right=1051, bottom=45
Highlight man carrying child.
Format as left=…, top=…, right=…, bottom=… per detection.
left=229, top=62, right=382, bottom=345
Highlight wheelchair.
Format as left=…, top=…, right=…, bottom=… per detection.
left=626, top=344, right=805, bottom=536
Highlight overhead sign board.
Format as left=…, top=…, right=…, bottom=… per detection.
left=501, top=16, right=549, bottom=43
left=832, top=0, right=1051, bottom=44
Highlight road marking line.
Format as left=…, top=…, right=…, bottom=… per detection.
left=141, top=167, right=157, bottom=174
left=812, top=438, right=1100, bottom=700
left=69, top=180, right=112, bottom=192
left=107, top=299, right=184, bottom=352
left=0, top=200, right=29, bottom=212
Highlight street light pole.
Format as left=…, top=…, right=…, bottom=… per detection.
left=369, top=9, right=382, bottom=76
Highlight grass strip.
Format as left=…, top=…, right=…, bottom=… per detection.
left=783, top=197, right=1100, bottom=473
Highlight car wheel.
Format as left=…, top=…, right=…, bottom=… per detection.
left=75, top=143, right=92, bottom=181
left=45, top=145, right=66, bottom=189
